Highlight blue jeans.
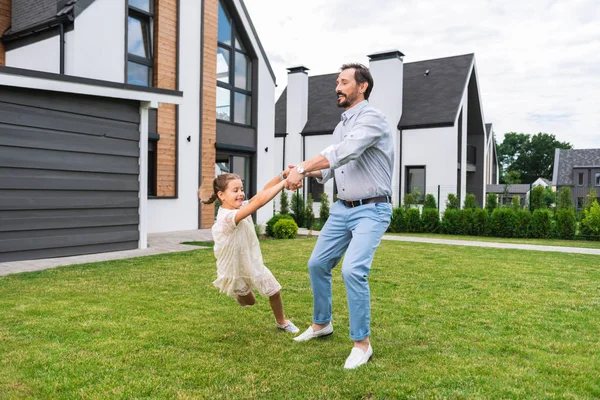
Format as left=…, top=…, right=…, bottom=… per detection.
left=308, top=200, right=392, bottom=341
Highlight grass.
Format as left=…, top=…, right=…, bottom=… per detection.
left=1, top=238, right=599, bottom=399
left=181, top=241, right=214, bottom=248
left=383, top=232, right=600, bottom=250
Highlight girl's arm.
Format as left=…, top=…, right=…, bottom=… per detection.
left=234, top=178, right=286, bottom=224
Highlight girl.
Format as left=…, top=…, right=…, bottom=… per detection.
left=199, top=172, right=298, bottom=333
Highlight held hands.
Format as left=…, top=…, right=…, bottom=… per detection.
left=283, top=164, right=304, bottom=191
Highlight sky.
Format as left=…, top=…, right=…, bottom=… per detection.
left=245, top=0, right=600, bottom=149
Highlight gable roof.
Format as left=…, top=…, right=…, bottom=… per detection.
left=552, top=148, right=600, bottom=186
left=2, top=0, right=96, bottom=42
left=486, top=184, right=531, bottom=195
left=274, top=53, right=475, bottom=135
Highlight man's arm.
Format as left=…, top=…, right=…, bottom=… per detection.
left=286, top=155, right=330, bottom=189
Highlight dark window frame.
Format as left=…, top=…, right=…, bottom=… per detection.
left=578, top=172, right=584, bottom=186
left=405, top=165, right=426, bottom=204
left=217, top=0, right=252, bottom=126
left=595, top=172, right=600, bottom=186
left=126, top=2, right=154, bottom=87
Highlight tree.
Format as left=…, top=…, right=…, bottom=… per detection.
left=463, top=193, right=478, bottom=210
left=530, top=185, right=546, bottom=211
left=305, top=194, right=315, bottom=230
left=446, top=193, right=459, bottom=210
left=497, top=132, right=572, bottom=183
left=557, top=187, right=573, bottom=210
left=279, top=190, right=289, bottom=214
left=319, top=192, right=330, bottom=222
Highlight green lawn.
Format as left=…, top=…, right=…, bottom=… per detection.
left=385, top=232, right=600, bottom=249
left=1, top=239, right=599, bottom=399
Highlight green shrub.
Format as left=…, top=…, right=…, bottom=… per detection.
left=273, top=219, right=298, bottom=239
left=305, top=194, right=315, bottom=230
left=279, top=190, right=289, bottom=214
left=543, top=186, right=556, bottom=210
left=423, top=194, right=437, bottom=209
left=489, top=208, right=516, bottom=237
left=266, top=214, right=293, bottom=237
left=583, top=189, right=598, bottom=213
left=290, top=192, right=305, bottom=227
left=557, top=187, right=573, bottom=210
left=485, top=193, right=498, bottom=214
left=513, top=210, right=531, bottom=238
left=530, top=186, right=546, bottom=211
left=555, top=208, right=576, bottom=239
left=463, top=194, right=478, bottom=210
left=471, top=208, right=488, bottom=236
left=581, top=201, right=600, bottom=237
left=388, top=207, right=406, bottom=233
left=446, top=194, right=459, bottom=210
left=455, top=209, right=473, bottom=235
left=405, top=208, right=421, bottom=233
left=403, top=193, right=417, bottom=210
left=441, top=209, right=459, bottom=234
left=511, top=195, right=521, bottom=212
left=421, top=208, right=439, bottom=233
left=319, top=192, right=330, bottom=222
left=528, top=209, right=553, bottom=238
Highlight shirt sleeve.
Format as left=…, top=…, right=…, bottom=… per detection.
left=320, top=108, right=386, bottom=170
left=316, top=167, right=335, bottom=184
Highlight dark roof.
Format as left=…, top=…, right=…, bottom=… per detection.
left=400, top=54, right=473, bottom=129
left=2, top=0, right=93, bottom=41
left=553, top=148, right=600, bottom=186
left=486, top=184, right=531, bottom=195
left=274, top=53, right=475, bottom=134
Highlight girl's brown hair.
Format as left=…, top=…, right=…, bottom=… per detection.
left=199, top=173, right=242, bottom=204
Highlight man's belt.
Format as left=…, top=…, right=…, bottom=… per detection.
left=341, top=196, right=391, bottom=208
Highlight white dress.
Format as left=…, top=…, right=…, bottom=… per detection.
left=211, top=203, right=281, bottom=297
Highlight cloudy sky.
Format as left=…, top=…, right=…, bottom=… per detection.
left=245, top=0, right=600, bottom=149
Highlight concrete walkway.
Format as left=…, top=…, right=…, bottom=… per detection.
left=0, top=229, right=213, bottom=276
left=299, top=228, right=600, bottom=256
left=1, top=228, right=598, bottom=277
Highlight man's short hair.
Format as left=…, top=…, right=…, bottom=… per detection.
left=340, top=63, right=374, bottom=100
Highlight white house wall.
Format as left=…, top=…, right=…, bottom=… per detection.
left=233, top=0, right=276, bottom=226
left=65, top=0, right=125, bottom=82
left=147, top=0, right=201, bottom=233
left=6, top=36, right=60, bottom=73
left=402, top=125, right=457, bottom=214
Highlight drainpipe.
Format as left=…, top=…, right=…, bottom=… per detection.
left=59, top=23, right=65, bottom=74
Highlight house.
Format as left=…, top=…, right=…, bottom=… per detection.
left=274, top=51, right=498, bottom=214
left=552, top=148, right=600, bottom=209
left=0, top=0, right=276, bottom=261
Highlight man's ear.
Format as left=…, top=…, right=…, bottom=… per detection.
left=359, top=82, right=368, bottom=95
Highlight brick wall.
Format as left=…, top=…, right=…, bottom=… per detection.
left=0, top=0, right=11, bottom=65
left=200, top=0, right=218, bottom=228
left=154, top=0, right=177, bottom=196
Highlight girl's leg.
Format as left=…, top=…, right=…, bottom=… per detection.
left=268, top=291, right=286, bottom=325
left=235, top=292, right=256, bottom=307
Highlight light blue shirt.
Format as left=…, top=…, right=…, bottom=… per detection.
left=318, top=100, right=394, bottom=201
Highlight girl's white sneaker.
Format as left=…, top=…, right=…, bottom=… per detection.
left=276, top=320, right=300, bottom=333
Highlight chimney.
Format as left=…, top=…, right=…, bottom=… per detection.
left=285, top=66, right=309, bottom=167
left=367, top=50, right=404, bottom=205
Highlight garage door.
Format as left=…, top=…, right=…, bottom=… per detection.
left=0, top=85, right=141, bottom=262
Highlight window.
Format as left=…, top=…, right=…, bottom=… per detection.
left=147, top=109, right=159, bottom=196
left=595, top=172, right=600, bottom=186
left=217, top=1, right=252, bottom=125
left=578, top=172, right=584, bottom=186
left=127, top=0, right=153, bottom=86
left=406, top=166, right=425, bottom=203
left=309, top=179, right=324, bottom=202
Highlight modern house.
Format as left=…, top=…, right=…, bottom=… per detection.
left=274, top=51, right=499, bottom=214
left=0, top=0, right=276, bottom=261
left=552, top=148, right=600, bottom=209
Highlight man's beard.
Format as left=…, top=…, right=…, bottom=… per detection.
left=336, top=91, right=357, bottom=108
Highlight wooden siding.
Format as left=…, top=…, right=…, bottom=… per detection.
left=201, top=0, right=218, bottom=228
left=154, top=0, right=178, bottom=197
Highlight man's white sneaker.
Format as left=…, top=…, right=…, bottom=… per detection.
left=293, top=323, right=333, bottom=342
left=344, top=345, right=373, bottom=369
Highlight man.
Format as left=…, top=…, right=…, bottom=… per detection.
left=285, top=63, right=394, bottom=369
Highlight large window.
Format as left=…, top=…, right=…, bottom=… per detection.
left=406, top=166, right=425, bottom=203
left=127, top=0, right=153, bottom=86
left=217, top=1, right=252, bottom=125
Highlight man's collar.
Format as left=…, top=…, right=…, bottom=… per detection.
left=341, top=100, right=368, bottom=124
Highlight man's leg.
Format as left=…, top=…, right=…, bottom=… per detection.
left=342, top=203, right=392, bottom=347
left=308, top=201, right=352, bottom=327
